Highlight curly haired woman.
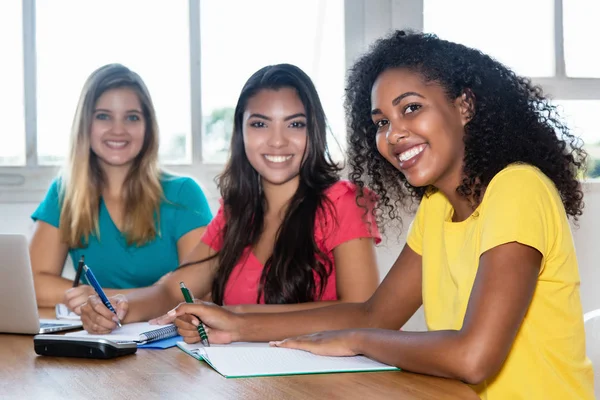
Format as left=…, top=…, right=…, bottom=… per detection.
left=157, top=31, right=594, bottom=399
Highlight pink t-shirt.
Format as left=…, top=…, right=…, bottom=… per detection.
left=201, top=180, right=381, bottom=305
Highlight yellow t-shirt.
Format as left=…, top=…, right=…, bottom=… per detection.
left=406, top=164, right=594, bottom=399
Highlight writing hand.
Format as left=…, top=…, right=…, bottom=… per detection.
left=63, top=285, right=96, bottom=315
left=151, top=301, right=241, bottom=344
left=80, top=294, right=128, bottom=334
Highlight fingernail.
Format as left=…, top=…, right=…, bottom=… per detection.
left=270, top=341, right=282, bottom=346
left=112, top=316, right=120, bottom=324
left=167, top=310, right=176, bottom=317
left=191, top=319, right=199, bottom=326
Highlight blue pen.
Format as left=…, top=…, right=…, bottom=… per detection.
left=82, top=264, right=122, bottom=328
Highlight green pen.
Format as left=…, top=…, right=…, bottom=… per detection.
left=179, top=282, right=210, bottom=347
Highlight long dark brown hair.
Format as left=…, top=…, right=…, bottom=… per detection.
left=202, top=64, right=341, bottom=305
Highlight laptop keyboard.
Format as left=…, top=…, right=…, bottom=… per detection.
left=40, top=322, right=71, bottom=328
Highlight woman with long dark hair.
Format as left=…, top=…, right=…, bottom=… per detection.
left=80, top=63, right=380, bottom=329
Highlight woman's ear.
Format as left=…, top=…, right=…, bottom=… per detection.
left=456, top=89, right=475, bottom=126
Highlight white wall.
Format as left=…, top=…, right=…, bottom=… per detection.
left=574, top=183, right=600, bottom=313
left=0, top=203, right=37, bottom=237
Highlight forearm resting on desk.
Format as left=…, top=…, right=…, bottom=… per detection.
left=229, top=300, right=344, bottom=314
left=238, top=302, right=377, bottom=341
left=350, top=329, right=496, bottom=385
left=33, top=272, right=78, bottom=307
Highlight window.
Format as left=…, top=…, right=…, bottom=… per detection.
left=0, top=0, right=349, bottom=204
left=35, top=0, right=191, bottom=165
left=424, top=0, right=600, bottom=178
left=560, top=0, right=600, bottom=176
left=555, top=101, right=600, bottom=147
left=563, top=0, right=600, bottom=78
left=2, top=0, right=598, bottom=182
left=424, top=0, right=555, bottom=77
left=200, top=0, right=345, bottom=163
left=0, top=2, right=25, bottom=166
left=555, top=100, right=600, bottom=175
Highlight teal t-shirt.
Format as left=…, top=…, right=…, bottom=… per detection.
left=31, top=174, right=213, bottom=289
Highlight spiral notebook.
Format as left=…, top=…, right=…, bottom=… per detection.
left=65, top=322, right=178, bottom=345
left=177, top=341, right=399, bottom=378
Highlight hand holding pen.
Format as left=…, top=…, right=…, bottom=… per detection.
left=82, top=264, right=122, bottom=328
left=179, top=282, right=210, bottom=346
left=152, top=300, right=240, bottom=345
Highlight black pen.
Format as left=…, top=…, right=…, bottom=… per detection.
left=73, top=255, right=85, bottom=287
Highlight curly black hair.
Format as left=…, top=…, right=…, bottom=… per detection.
left=346, top=30, right=587, bottom=228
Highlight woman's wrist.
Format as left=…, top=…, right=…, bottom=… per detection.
left=347, top=329, right=366, bottom=355
left=235, top=312, right=257, bottom=342
left=223, top=304, right=244, bottom=313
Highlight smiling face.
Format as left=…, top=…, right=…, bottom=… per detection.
left=89, top=87, right=146, bottom=170
left=242, top=88, right=308, bottom=187
left=371, top=68, right=471, bottom=190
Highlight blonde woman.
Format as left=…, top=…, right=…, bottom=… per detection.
left=30, top=64, right=212, bottom=314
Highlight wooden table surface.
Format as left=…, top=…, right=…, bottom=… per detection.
left=0, top=310, right=479, bottom=400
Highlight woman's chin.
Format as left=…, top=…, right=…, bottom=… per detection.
left=403, top=171, right=434, bottom=189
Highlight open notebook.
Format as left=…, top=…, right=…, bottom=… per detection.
left=65, top=322, right=178, bottom=346
left=177, top=341, right=399, bottom=378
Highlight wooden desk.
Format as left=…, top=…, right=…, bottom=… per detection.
left=0, top=311, right=478, bottom=400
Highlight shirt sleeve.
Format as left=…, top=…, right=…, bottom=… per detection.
left=406, top=199, right=426, bottom=256
left=173, top=178, right=213, bottom=240
left=478, top=167, right=559, bottom=271
left=31, top=178, right=62, bottom=228
left=323, top=182, right=382, bottom=251
left=200, top=203, right=226, bottom=251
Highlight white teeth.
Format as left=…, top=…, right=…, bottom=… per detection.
left=398, top=144, right=426, bottom=162
left=106, top=141, right=127, bottom=148
left=264, top=155, right=292, bottom=163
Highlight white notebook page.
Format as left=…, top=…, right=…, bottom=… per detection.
left=179, top=342, right=398, bottom=377
left=65, top=322, right=173, bottom=342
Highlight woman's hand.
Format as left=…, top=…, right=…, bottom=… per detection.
left=270, top=330, right=361, bottom=357
left=80, top=294, right=128, bottom=334
left=150, top=301, right=242, bottom=344
left=63, top=285, right=96, bottom=315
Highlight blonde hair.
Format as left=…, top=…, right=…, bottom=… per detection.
left=59, top=63, right=163, bottom=248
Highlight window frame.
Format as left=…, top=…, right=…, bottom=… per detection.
left=1, top=0, right=598, bottom=204
left=0, top=0, right=220, bottom=203
left=394, top=0, right=600, bottom=179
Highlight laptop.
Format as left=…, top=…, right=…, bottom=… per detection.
left=0, top=234, right=83, bottom=334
